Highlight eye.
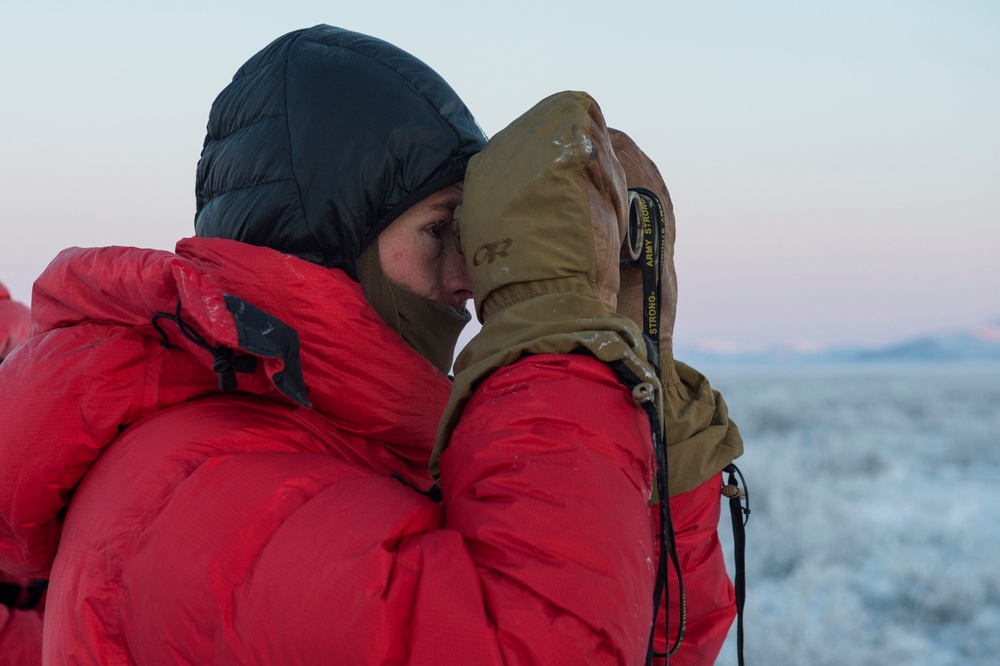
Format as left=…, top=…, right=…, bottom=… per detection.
left=425, top=221, right=449, bottom=241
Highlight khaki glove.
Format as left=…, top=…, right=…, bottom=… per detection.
left=431, top=92, right=660, bottom=477
left=610, top=129, right=743, bottom=495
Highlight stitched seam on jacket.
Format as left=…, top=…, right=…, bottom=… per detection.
left=211, top=110, right=287, bottom=144
left=203, top=177, right=297, bottom=202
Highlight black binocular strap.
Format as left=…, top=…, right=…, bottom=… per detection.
left=626, top=188, right=688, bottom=665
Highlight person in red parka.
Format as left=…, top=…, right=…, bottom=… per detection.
left=0, top=25, right=742, bottom=665
left=0, top=281, right=45, bottom=666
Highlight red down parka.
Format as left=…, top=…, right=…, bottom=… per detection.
left=0, top=237, right=668, bottom=664
left=0, top=281, right=43, bottom=666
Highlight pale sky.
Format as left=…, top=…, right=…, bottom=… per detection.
left=1, top=0, right=997, bottom=351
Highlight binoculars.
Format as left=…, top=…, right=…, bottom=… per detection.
left=620, top=189, right=662, bottom=267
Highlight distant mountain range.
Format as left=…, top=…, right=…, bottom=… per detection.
left=676, top=317, right=1000, bottom=365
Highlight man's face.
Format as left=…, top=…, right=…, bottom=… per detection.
left=378, top=183, right=472, bottom=311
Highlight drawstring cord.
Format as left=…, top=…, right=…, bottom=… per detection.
left=151, top=300, right=257, bottom=393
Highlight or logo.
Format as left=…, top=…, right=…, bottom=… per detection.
left=472, top=238, right=513, bottom=266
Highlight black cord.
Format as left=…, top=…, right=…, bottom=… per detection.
left=151, top=300, right=256, bottom=393
left=723, top=463, right=749, bottom=666
left=644, top=399, right=686, bottom=665
left=390, top=474, right=443, bottom=503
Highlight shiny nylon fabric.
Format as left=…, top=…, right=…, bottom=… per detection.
left=0, top=238, right=447, bottom=577
left=0, top=239, right=662, bottom=664
left=194, top=25, right=486, bottom=280
left=654, top=473, right=737, bottom=664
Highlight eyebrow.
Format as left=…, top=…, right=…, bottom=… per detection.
left=425, top=199, right=460, bottom=215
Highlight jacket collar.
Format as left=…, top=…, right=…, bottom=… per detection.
left=32, top=237, right=454, bottom=463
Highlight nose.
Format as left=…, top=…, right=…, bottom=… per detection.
left=443, top=243, right=473, bottom=310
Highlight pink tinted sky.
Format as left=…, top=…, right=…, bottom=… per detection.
left=1, top=1, right=997, bottom=352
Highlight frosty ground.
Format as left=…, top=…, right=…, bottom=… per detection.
left=708, top=363, right=1000, bottom=665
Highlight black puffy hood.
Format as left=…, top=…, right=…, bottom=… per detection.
left=195, top=25, right=487, bottom=279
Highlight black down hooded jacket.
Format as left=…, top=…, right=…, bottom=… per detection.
left=195, top=24, right=487, bottom=279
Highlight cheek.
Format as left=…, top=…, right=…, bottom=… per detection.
left=384, top=247, right=412, bottom=274
left=380, top=242, right=442, bottom=298
left=414, top=253, right=448, bottom=299
left=379, top=237, right=417, bottom=285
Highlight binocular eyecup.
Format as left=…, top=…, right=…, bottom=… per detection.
left=621, top=189, right=662, bottom=266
